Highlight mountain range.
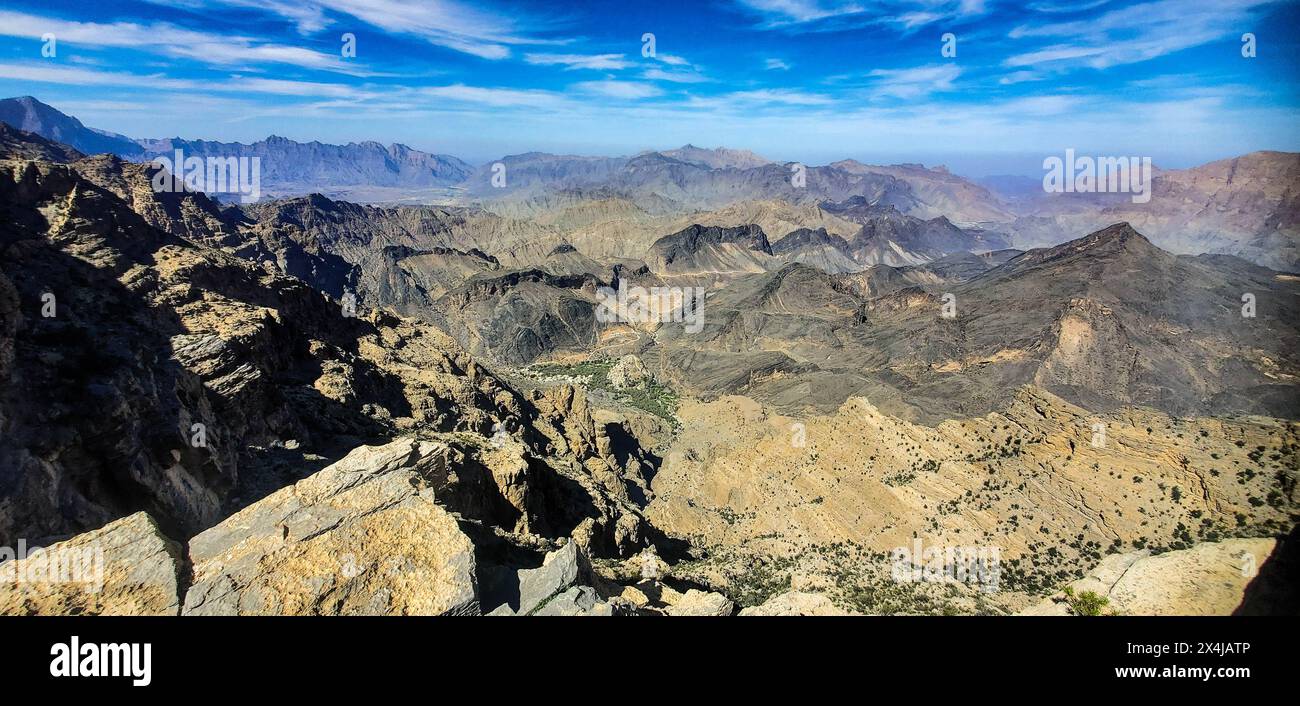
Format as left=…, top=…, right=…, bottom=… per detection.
left=0, top=103, right=1296, bottom=616
left=5, top=96, right=1296, bottom=272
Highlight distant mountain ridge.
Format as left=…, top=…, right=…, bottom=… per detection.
left=135, top=134, right=474, bottom=195
left=0, top=96, right=140, bottom=156
left=650, top=144, right=773, bottom=170
left=0, top=96, right=473, bottom=198
left=3, top=95, right=1297, bottom=270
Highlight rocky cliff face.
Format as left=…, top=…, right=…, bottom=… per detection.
left=1019, top=536, right=1295, bottom=615
left=644, top=223, right=1300, bottom=421
left=0, top=140, right=657, bottom=569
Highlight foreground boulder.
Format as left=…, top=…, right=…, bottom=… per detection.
left=0, top=512, right=182, bottom=616
left=667, top=589, right=735, bottom=616
left=486, top=540, right=600, bottom=615
left=738, top=592, right=854, bottom=616
left=533, top=586, right=615, bottom=616
left=183, top=439, right=479, bottom=616
left=1019, top=538, right=1279, bottom=616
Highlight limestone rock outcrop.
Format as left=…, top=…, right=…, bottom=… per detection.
left=738, top=592, right=854, bottom=616
left=1019, top=538, right=1279, bottom=616
left=667, top=589, right=735, bottom=616
left=182, top=439, right=480, bottom=616
left=0, top=512, right=182, bottom=616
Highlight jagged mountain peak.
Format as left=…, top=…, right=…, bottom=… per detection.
left=771, top=226, right=852, bottom=256
left=656, top=223, right=772, bottom=254
left=0, top=96, right=140, bottom=157
left=1006, top=222, right=1158, bottom=269
left=654, top=144, right=773, bottom=170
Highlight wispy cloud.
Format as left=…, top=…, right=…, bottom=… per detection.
left=641, top=52, right=709, bottom=83
left=0, top=61, right=368, bottom=98
left=420, top=83, right=565, bottom=108
left=733, top=0, right=867, bottom=25
left=657, top=54, right=692, bottom=67
left=573, top=80, right=664, bottom=99
left=999, top=70, right=1044, bottom=85
left=764, top=58, right=792, bottom=70
left=0, top=11, right=365, bottom=75
left=685, top=88, right=836, bottom=110
left=151, top=0, right=332, bottom=34
left=1005, top=0, right=1279, bottom=70
left=524, top=53, right=632, bottom=70
left=161, top=0, right=567, bottom=59
left=1025, top=0, right=1112, bottom=13
left=732, top=0, right=987, bottom=30
left=866, top=64, right=962, bottom=98
left=643, top=68, right=712, bottom=83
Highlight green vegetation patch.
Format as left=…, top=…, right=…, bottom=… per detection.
left=529, top=358, right=680, bottom=423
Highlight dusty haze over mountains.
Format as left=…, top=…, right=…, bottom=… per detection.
left=1, top=0, right=1298, bottom=620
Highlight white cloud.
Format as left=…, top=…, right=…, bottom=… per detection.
left=573, top=80, right=664, bottom=99
left=0, top=11, right=362, bottom=74
left=732, top=0, right=987, bottom=30
left=0, top=61, right=368, bottom=98
left=1025, top=0, right=1112, bottom=13
left=999, top=70, right=1044, bottom=85
left=151, top=0, right=331, bottom=34
left=764, top=58, right=791, bottom=70
left=685, top=88, right=836, bottom=110
left=734, top=0, right=866, bottom=24
left=524, top=53, right=632, bottom=70
left=643, top=68, right=712, bottom=84
left=421, top=83, right=565, bottom=108
left=149, top=0, right=567, bottom=60
left=866, top=63, right=961, bottom=98
left=1005, top=0, right=1279, bottom=70
left=287, top=0, right=565, bottom=59
left=641, top=53, right=707, bottom=82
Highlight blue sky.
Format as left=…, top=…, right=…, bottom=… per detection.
left=0, top=0, right=1298, bottom=175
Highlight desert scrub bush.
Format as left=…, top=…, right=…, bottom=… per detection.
left=883, top=469, right=916, bottom=487
left=728, top=560, right=794, bottom=608
left=1062, top=586, right=1110, bottom=616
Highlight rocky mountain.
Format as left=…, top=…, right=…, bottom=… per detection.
left=646, top=223, right=773, bottom=283
left=0, top=122, right=85, bottom=162
left=1020, top=536, right=1297, bottom=615
left=825, top=197, right=1012, bottom=266
left=135, top=135, right=474, bottom=199
left=770, top=227, right=861, bottom=274
left=463, top=148, right=997, bottom=221
left=433, top=269, right=605, bottom=366
left=999, top=152, right=1300, bottom=271
left=830, top=159, right=1014, bottom=223
left=638, top=223, right=1300, bottom=423
left=648, top=387, right=1297, bottom=613
left=5, top=96, right=1298, bottom=278
left=0, top=96, right=141, bottom=157
left=0, top=110, right=1295, bottom=617
left=0, top=132, right=686, bottom=616
left=650, top=144, right=773, bottom=170
left=0, top=97, right=472, bottom=201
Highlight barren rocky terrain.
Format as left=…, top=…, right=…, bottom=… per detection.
left=1, top=112, right=1296, bottom=616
